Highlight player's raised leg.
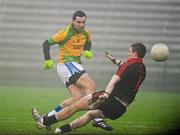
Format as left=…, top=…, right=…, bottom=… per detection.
left=54, top=110, right=103, bottom=134
left=32, top=93, right=92, bottom=129
left=32, top=91, right=107, bottom=129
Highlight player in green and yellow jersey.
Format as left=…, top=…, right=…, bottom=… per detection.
left=36, top=10, right=112, bottom=131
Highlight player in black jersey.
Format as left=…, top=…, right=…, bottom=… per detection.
left=32, top=42, right=146, bottom=134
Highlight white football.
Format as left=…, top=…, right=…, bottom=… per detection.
left=151, top=43, right=169, bottom=62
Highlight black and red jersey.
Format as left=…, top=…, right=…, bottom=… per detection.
left=111, top=58, right=146, bottom=104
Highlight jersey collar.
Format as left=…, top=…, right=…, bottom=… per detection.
left=69, top=24, right=76, bottom=33
left=127, top=58, right=143, bottom=63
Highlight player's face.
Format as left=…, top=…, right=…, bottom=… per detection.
left=72, top=16, right=86, bottom=32
left=128, top=47, right=137, bottom=59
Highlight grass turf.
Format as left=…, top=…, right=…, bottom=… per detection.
left=0, top=86, right=180, bottom=135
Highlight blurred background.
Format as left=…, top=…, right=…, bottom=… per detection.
left=0, top=0, right=180, bottom=91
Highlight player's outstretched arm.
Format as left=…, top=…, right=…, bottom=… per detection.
left=105, top=51, right=122, bottom=65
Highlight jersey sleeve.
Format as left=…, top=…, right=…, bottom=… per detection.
left=87, top=29, right=91, bottom=42
left=49, top=27, right=68, bottom=44
left=83, top=29, right=92, bottom=51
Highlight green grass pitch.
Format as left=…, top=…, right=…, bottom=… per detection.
left=0, top=86, right=180, bottom=135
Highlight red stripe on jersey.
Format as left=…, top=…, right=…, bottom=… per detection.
left=116, top=62, right=131, bottom=76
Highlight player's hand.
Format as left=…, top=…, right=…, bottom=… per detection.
left=84, top=50, right=92, bottom=59
left=89, top=91, right=108, bottom=109
left=43, top=60, right=54, bottom=70
left=99, top=92, right=109, bottom=101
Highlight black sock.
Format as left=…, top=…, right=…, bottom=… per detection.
left=60, top=124, right=72, bottom=133
left=43, top=114, right=58, bottom=126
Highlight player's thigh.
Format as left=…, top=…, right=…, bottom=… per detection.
left=76, top=73, right=96, bottom=93
left=68, top=84, right=86, bottom=100
left=74, top=91, right=105, bottom=110
left=73, top=94, right=93, bottom=110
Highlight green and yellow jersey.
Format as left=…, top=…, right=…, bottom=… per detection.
left=48, top=24, right=92, bottom=63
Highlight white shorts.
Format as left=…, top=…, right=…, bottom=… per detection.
left=57, top=62, right=85, bottom=86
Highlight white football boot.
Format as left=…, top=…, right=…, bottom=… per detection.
left=54, top=127, right=62, bottom=134
left=32, top=108, right=46, bottom=129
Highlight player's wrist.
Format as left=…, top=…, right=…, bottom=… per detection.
left=104, top=92, right=109, bottom=99
left=45, top=59, right=52, bottom=62
left=115, top=59, right=121, bottom=65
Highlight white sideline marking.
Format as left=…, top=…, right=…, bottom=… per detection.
left=117, top=121, right=175, bottom=129
left=0, top=118, right=17, bottom=123
left=0, top=117, right=67, bottom=124
left=0, top=117, right=16, bottom=120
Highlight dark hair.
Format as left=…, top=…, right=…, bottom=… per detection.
left=72, top=10, right=86, bottom=20
left=131, top=42, right=146, bottom=58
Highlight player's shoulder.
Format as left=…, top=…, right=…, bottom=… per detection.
left=57, top=25, right=71, bottom=33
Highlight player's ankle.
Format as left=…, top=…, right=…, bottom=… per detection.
left=60, top=124, right=72, bottom=133
left=43, top=114, right=58, bottom=126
